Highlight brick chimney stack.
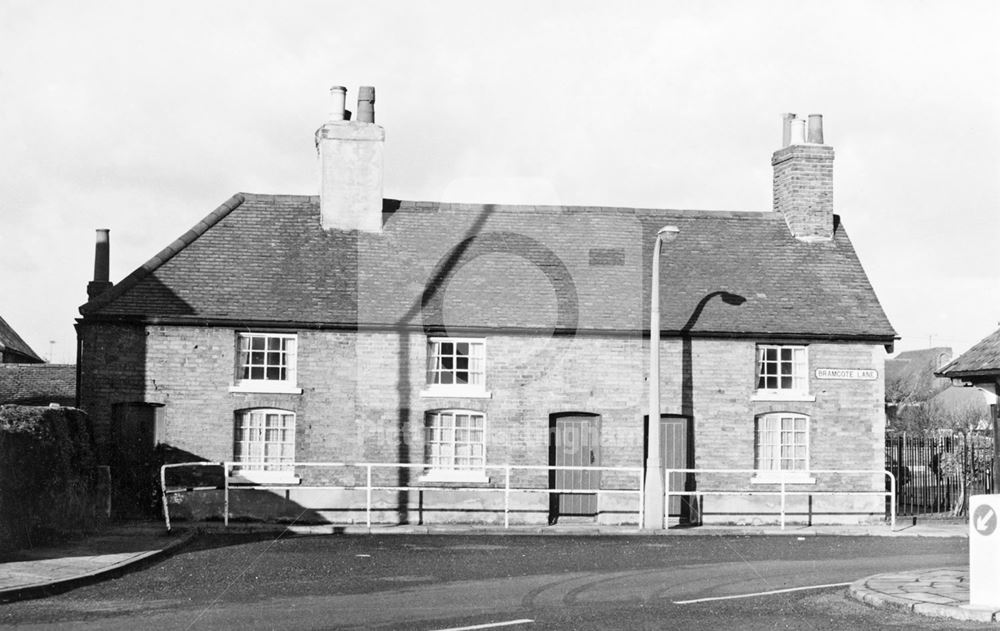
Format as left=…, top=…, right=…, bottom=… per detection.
left=772, top=113, right=834, bottom=241
left=87, top=229, right=113, bottom=300
left=315, top=85, right=384, bottom=233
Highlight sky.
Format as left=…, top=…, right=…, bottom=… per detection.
left=1, top=0, right=998, bottom=364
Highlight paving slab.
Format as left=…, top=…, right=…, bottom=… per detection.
left=849, top=567, right=1000, bottom=624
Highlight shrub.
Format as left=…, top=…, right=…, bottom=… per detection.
left=0, top=405, right=106, bottom=551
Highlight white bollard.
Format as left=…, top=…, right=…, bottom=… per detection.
left=970, top=494, right=1000, bottom=608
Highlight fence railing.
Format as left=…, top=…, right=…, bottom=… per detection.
left=160, top=461, right=644, bottom=531
left=661, top=468, right=896, bottom=530
left=160, top=462, right=897, bottom=531
left=886, top=432, right=994, bottom=516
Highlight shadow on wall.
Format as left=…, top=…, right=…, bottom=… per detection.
left=80, top=273, right=199, bottom=465
left=159, top=444, right=329, bottom=525
left=681, top=291, right=747, bottom=417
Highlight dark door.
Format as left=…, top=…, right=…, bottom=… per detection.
left=111, top=402, right=164, bottom=518
left=550, top=414, right=600, bottom=520
left=661, top=415, right=693, bottom=523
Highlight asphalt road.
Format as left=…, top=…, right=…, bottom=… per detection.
left=0, top=533, right=979, bottom=630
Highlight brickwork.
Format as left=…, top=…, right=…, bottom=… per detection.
left=77, top=321, right=148, bottom=461
left=772, top=144, right=835, bottom=240
left=80, top=320, right=887, bottom=525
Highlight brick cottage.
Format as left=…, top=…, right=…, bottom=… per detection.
left=76, top=88, right=896, bottom=527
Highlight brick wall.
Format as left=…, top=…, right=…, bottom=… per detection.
left=80, top=322, right=886, bottom=524
left=772, top=144, right=834, bottom=240
left=77, top=321, right=147, bottom=461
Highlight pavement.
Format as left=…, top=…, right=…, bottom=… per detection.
left=1, top=519, right=994, bottom=625
left=0, top=523, right=194, bottom=603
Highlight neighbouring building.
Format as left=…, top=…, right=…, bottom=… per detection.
left=937, top=329, right=1000, bottom=427
left=76, top=88, right=896, bottom=527
left=0, top=315, right=74, bottom=407
left=0, top=364, right=76, bottom=407
left=936, top=328, right=1000, bottom=489
left=0, top=315, right=43, bottom=364
left=938, top=329, right=1000, bottom=400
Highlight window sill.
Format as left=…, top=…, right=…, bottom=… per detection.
left=419, top=388, right=492, bottom=399
left=418, top=470, right=491, bottom=485
left=229, top=471, right=302, bottom=485
left=751, top=474, right=816, bottom=485
left=750, top=392, right=815, bottom=402
left=229, top=383, right=303, bottom=395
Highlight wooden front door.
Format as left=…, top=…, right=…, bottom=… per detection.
left=550, top=414, right=600, bottom=519
left=661, top=415, right=692, bottom=523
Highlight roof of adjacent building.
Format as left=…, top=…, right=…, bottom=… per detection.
left=929, top=385, right=993, bottom=418
left=0, top=364, right=76, bottom=406
left=0, top=315, right=42, bottom=363
left=886, top=346, right=951, bottom=385
left=938, top=328, right=1000, bottom=379
left=79, top=193, right=896, bottom=342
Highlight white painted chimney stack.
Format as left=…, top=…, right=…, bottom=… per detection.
left=316, top=85, right=384, bottom=232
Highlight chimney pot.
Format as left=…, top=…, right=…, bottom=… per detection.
left=789, top=118, right=807, bottom=145
left=93, top=229, right=110, bottom=282
left=807, top=114, right=824, bottom=144
left=781, top=113, right=797, bottom=147
left=357, top=85, right=375, bottom=123
left=328, top=86, right=347, bottom=122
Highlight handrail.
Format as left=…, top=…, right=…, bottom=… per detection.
left=159, top=462, right=895, bottom=531
left=660, top=468, right=897, bottom=529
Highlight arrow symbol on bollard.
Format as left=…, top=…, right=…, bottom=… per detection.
left=976, top=508, right=996, bottom=533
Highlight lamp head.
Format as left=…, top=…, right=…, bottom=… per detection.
left=658, top=225, right=680, bottom=242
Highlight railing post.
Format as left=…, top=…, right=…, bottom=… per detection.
left=160, top=465, right=171, bottom=531
left=223, top=462, right=230, bottom=527
left=780, top=476, right=786, bottom=530
left=664, top=468, right=670, bottom=530
left=366, top=464, right=373, bottom=530
left=638, top=468, right=646, bottom=528
left=504, top=465, right=511, bottom=529
left=890, top=471, right=896, bottom=529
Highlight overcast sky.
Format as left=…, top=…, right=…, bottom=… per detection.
left=1, top=0, right=998, bottom=364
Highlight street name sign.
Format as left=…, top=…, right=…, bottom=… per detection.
left=814, top=368, right=878, bottom=380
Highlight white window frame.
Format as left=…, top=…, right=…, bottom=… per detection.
left=420, top=337, right=491, bottom=398
left=420, top=409, right=489, bottom=483
left=752, top=412, right=815, bottom=484
left=751, top=344, right=814, bottom=402
left=229, top=332, right=302, bottom=394
left=231, top=408, right=300, bottom=484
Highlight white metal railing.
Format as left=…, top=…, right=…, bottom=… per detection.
left=159, top=461, right=643, bottom=531
left=661, top=468, right=896, bottom=530
left=159, top=462, right=896, bottom=531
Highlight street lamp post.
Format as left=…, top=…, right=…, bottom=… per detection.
left=643, top=225, right=680, bottom=530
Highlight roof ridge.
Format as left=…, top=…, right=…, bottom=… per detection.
left=80, top=193, right=247, bottom=314
left=391, top=199, right=779, bottom=218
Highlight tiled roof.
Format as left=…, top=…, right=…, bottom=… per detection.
left=0, top=364, right=76, bottom=406
left=886, top=347, right=952, bottom=383
left=0, top=315, right=42, bottom=363
left=938, top=328, right=1000, bottom=378
left=80, top=193, right=896, bottom=341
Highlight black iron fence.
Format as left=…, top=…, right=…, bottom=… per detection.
left=885, top=432, right=994, bottom=517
